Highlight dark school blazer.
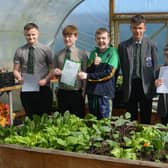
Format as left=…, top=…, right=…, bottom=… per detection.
left=118, top=37, right=158, bottom=102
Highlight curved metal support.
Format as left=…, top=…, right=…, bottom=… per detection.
left=49, top=0, right=85, bottom=49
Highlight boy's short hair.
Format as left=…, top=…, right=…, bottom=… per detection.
left=130, top=15, right=146, bottom=25
left=62, top=25, right=78, bottom=36
left=24, top=23, right=39, bottom=31
left=95, top=28, right=110, bottom=37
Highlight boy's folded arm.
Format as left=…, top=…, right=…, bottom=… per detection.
left=87, top=67, right=116, bottom=82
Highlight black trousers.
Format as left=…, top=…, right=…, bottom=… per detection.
left=21, top=86, right=53, bottom=119
left=127, top=79, right=152, bottom=124
left=57, top=89, right=84, bottom=118
left=161, top=116, right=168, bottom=125
left=157, top=94, right=168, bottom=125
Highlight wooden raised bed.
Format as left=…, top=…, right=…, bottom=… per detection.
left=0, top=144, right=167, bottom=168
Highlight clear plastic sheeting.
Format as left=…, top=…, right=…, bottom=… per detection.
left=54, top=0, right=109, bottom=52
left=0, top=0, right=83, bottom=70
left=114, top=0, right=168, bottom=13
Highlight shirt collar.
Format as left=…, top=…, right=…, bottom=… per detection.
left=132, top=37, right=143, bottom=44
left=65, top=45, right=76, bottom=52
left=96, top=44, right=112, bottom=54
left=133, top=41, right=142, bottom=46
left=27, top=42, right=39, bottom=49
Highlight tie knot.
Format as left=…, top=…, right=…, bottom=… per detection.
left=136, top=42, right=141, bottom=46
left=136, top=43, right=141, bottom=50
left=65, top=48, right=71, bottom=60
left=66, top=48, right=71, bottom=53
left=29, top=46, right=34, bottom=51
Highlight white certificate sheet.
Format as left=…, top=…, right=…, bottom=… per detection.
left=22, top=73, right=40, bottom=92
left=157, top=66, right=168, bottom=93
left=60, top=60, right=80, bottom=86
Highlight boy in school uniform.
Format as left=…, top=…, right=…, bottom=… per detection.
left=13, top=23, right=53, bottom=118
left=53, top=25, right=88, bottom=118
left=118, top=15, right=158, bottom=124
left=78, top=28, right=119, bottom=119
left=155, top=44, right=168, bottom=125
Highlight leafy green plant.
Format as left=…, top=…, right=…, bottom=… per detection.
left=0, top=112, right=168, bottom=163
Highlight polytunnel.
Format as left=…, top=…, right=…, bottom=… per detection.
left=0, top=0, right=84, bottom=69
left=0, top=0, right=168, bottom=122
left=0, top=2, right=168, bottom=166
left=0, top=0, right=109, bottom=113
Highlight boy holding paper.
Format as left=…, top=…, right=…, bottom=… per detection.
left=155, top=44, right=168, bottom=125
left=53, top=25, right=88, bottom=118
left=78, top=28, right=119, bottom=119
left=13, top=23, right=53, bottom=118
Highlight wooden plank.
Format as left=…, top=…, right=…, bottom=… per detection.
left=0, top=79, right=57, bottom=92
left=0, top=144, right=167, bottom=168
left=0, top=85, right=21, bottom=92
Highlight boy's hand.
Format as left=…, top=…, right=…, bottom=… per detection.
left=16, top=74, right=23, bottom=84
left=18, top=77, right=24, bottom=85
left=54, top=68, right=62, bottom=76
left=39, top=78, right=47, bottom=86
left=78, top=72, right=87, bottom=80
left=155, top=79, right=164, bottom=87
left=94, top=53, right=101, bottom=65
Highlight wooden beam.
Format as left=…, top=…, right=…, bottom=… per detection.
left=109, top=1, right=168, bottom=47
left=109, top=0, right=114, bottom=43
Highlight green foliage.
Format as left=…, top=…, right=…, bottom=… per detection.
left=0, top=112, right=168, bottom=163
left=116, top=75, right=123, bottom=89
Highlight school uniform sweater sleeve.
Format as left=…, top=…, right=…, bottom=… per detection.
left=87, top=47, right=119, bottom=83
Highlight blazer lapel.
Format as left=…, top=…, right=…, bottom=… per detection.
left=141, top=38, right=147, bottom=66
left=127, top=45, right=134, bottom=63
left=126, top=38, right=134, bottom=73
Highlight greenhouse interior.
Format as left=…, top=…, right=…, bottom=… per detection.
left=0, top=0, right=168, bottom=167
